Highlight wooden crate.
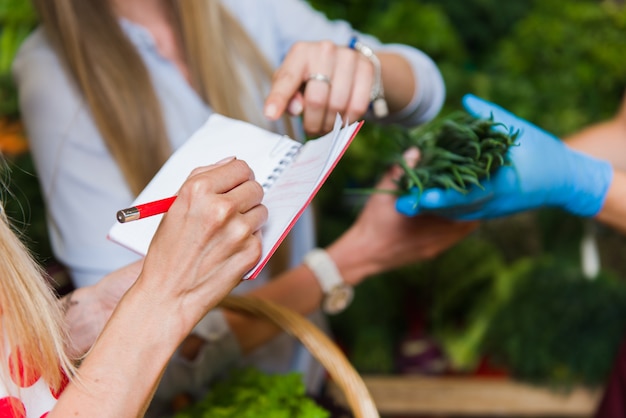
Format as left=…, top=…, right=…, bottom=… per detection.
left=327, top=375, right=601, bottom=417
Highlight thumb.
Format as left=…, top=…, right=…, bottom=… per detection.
left=378, top=147, right=420, bottom=190
left=396, top=191, right=422, bottom=216
left=391, top=147, right=422, bottom=216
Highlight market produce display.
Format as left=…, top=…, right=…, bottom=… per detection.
left=174, top=368, right=330, bottom=418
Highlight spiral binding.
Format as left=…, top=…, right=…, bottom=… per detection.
left=261, top=143, right=302, bottom=191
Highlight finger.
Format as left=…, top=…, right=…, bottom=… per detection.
left=396, top=193, right=422, bottom=216
left=302, top=78, right=332, bottom=135
left=325, top=48, right=358, bottom=120
left=287, top=92, right=304, bottom=116
left=419, top=186, right=493, bottom=211
left=403, top=147, right=420, bottom=168
left=264, top=44, right=310, bottom=121
left=381, top=147, right=420, bottom=190
left=301, top=43, right=337, bottom=134
left=186, top=155, right=236, bottom=177
left=343, top=56, right=375, bottom=123
left=243, top=203, right=269, bottom=234
left=216, top=204, right=267, bottom=274
left=302, top=71, right=333, bottom=134
left=187, top=159, right=255, bottom=195
left=224, top=179, right=265, bottom=214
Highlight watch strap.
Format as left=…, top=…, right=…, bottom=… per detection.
left=303, top=248, right=345, bottom=293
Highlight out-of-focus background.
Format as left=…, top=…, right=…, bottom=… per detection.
left=2, top=0, right=626, bottom=415
left=310, top=0, right=626, bottom=391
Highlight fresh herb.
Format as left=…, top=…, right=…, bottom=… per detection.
left=174, top=367, right=330, bottom=418
left=390, top=112, right=519, bottom=196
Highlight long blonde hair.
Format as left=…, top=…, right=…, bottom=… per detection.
left=32, top=0, right=290, bottom=196
left=0, top=171, right=75, bottom=392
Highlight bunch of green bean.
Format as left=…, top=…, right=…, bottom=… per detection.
left=393, top=112, right=518, bottom=194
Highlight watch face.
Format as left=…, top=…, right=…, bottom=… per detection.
left=322, top=284, right=354, bottom=315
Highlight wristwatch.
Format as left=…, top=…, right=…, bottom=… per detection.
left=303, top=248, right=354, bottom=315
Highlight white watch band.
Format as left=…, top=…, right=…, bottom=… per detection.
left=303, top=248, right=353, bottom=314
left=303, top=248, right=344, bottom=292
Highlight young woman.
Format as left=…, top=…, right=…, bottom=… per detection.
left=13, top=0, right=458, bottom=411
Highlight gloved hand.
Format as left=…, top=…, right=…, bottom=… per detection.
left=396, top=94, right=613, bottom=220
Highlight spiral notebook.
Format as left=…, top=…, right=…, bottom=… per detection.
left=107, top=113, right=363, bottom=279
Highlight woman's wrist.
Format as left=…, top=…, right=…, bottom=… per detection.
left=595, top=169, right=626, bottom=234
left=117, top=282, right=192, bottom=348
left=377, top=52, right=416, bottom=115
left=325, top=229, right=381, bottom=287
left=349, top=37, right=388, bottom=118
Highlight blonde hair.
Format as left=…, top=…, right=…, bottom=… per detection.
left=0, top=170, right=75, bottom=392
left=32, top=0, right=291, bottom=196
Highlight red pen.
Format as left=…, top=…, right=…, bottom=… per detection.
left=116, top=196, right=177, bottom=223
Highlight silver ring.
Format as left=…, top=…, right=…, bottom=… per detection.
left=306, top=73, right=332, bottom=86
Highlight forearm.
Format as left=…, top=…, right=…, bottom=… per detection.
left=564, top=106, right=626, bottom=231
left=224, top=232, right=378, bottom=354
left=566, top=118, right=626, bottom=170
left=223, top=267, right=329, bottom=354
left=51, top=284, right=188, bottom=417
left=224, top=169, right=474, bottom=354
left=595, top=169, right=626, bottom=234
left=377, top=46, right=445, bottom=125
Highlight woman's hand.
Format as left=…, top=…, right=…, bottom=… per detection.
left=131, top=158, right=267, bottom=333
left=53, top=158, right=266, bottom=417
left=327, top=149, right=478, bottom=286
left=63, top=158, right=267, bottom=355
left=63, top=261, right=143, bottom=357
left=264, top=41, right=375, bottom=135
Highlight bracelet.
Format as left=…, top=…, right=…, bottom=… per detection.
left=349, top=36, right=389, bottom=118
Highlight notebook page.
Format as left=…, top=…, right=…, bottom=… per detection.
left=247, top=115, right=363, bottom=278
left=108, top=114, right=300, bottom=256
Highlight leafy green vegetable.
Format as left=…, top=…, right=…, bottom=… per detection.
left=390, top=112, right=518, bottom=196
left=0, top=0, right=37, bottom=117
left=407, top=235, right=509, bottom=370
left=482, top=258, right=626, bottom=387
left=174, top=368, right=330, bottom=418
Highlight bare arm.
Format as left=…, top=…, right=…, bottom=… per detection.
left=595, top=170, right=626, bottom=234
left=64, top=155, right=475, bottom=363
left=49, top=159, right=266, bottom=417
left=375, top=52, right=415, bottom=114
left=566, top=93, right=626, bottom=170
left=564, top=93, right=626, bottom=233
left=225, top=154, right=477, bottom=354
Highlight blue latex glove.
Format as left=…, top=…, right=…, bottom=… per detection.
left=396, top=94, right=613, bottom=220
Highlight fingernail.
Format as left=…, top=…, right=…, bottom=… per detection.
left=264, top=103, right=277, bottom=120
left=214, top=156, right=236, bottom=166
left=288, top=98, right=303, bottom=116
